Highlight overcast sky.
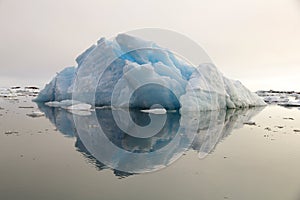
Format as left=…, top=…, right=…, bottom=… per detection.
left=0, top=0, right=299, bottom=91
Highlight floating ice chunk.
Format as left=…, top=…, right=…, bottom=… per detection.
left=0, top=88, right=18, bottom=99
left=26, top=111, right=45, bottom=118
left=243, top=121, right=256, bottom=126
left=45, top=100, right=82, bottom=108
left=66, top=103, right=92, bottom=111
left=279, top=100, right=300, bottom=107
left=263, top=96, right=289, bottom=103
left=140, top=108, right=167, bottom=115
left=45, top=100, right=92, bottom=113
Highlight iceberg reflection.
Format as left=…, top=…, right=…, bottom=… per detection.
left=37, top=103, right=263, bottom=177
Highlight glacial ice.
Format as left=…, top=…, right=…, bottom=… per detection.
left=34, top=34, right=266, bottom=111
left=34, top=67, right=75, bottom=102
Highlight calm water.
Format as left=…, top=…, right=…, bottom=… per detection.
left=1, top=96, right=300, bottom=200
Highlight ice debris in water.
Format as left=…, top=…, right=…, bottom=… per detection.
left=279, top=100, right=300, bottom=107
left=34, top=34, right=266, bottom=111
left=140, top=108, right=167, bottom=115
left=66, top=103, right=92, bottom=111
left=45, top=100, right=92, bottom=112
left=26, top=111, right=45, bottom=118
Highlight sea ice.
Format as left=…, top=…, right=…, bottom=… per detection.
left=0, top=88, right=17, bottom=99
left=263, top=96, right=289, bottom=103
left=279, top=100, right=300, bottom=107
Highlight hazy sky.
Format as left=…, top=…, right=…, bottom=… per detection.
left=0, top=0, right=299, bottom=91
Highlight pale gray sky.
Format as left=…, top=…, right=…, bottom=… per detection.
left=0, top=0, right=299, bottom=91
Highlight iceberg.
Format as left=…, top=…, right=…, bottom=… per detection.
left=34, top=67, right=75, bottom=102
left=34, top=34, right=265, bottom=111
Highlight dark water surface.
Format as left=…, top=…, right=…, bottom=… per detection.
left=1, top=97, right=300, bottom=200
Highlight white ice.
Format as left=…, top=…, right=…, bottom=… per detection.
left=140, top=108, right=167, bottom=115
left=279, top=100, right=300, bottom=107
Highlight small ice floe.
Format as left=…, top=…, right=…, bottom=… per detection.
left=278, top=100, right=300, bottom=107
left=1, top=93, right=18, bottom=100
left=283, top=117, right=294, bottom=120
left=3, top=86, right=40, bottom=97
left=0, top=88, right=18, bottom=99
left=45, top=100, right=93, bottom=116
left=294, top=129, right=300, bottom=133
left=45, top=100, right=90, bottom=109
left=265, top=127, right=272, bottom=131
left=290, top=93, right=300, bottom=100
left=66, top=103, right=92, bottom=110
left=0, top=88, right=10, bottom=97
left=19, top=106, right=34, bottom=109
left=26, top=111, right=45, bottom=118
left=140, top=108, right=167, bottom=115
left=45, top=100, right=78, bottom=108
left=4, top=131, right=19, bottom=135
left=24, top=86, right=40, bottom=96
left=264, top=96, right=289, bottom=104
left=243, top=121, right=256, bottom=126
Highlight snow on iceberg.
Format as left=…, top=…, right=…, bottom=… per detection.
left=34, top=34, right=266, bottom=111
